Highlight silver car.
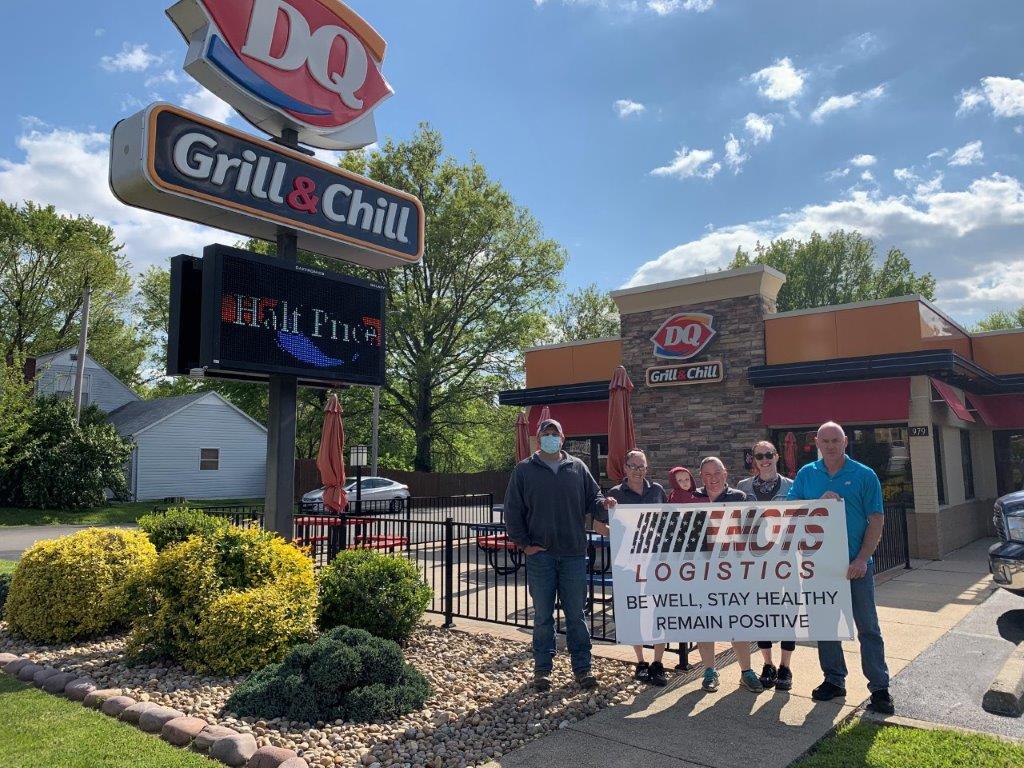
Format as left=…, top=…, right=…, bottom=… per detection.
left=300, top=477, right=410, bottom=513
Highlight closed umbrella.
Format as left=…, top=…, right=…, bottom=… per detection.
left=515, top=410, right=531, bottom=463
left=783, top=431, right=798, bottom=479
left=538, top=405, right=551, bottom=424
left=607, top=366, right=637, bottom=484
left=317, top=393, right=348, bottom=514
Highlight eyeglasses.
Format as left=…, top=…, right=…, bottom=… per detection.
left=754, top=451, right=776, bottom=460
left=625, top=464, right=648, bottom=471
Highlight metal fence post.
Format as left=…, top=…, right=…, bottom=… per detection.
left=405, top=497, right=413, bottom=556
left=900, top=504, right=912, bottom=569
left=443, top=516, right=455, bottom=628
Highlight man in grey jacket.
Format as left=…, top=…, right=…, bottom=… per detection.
left=504, top=418, right=615, bottom=691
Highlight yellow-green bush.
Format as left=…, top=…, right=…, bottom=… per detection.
left=129, top=527, right=316, bottom=676
left=4, top=528, right=157, bottom=642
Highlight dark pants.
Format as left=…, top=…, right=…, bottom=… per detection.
left=757, top=641, right=796, bottom=652
left=525, top=552, right=592, bottom=675
left=817, top=561, right=890, bottom=692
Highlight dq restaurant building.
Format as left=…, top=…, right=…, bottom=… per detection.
left=499, top=265, right=1024, bottom=560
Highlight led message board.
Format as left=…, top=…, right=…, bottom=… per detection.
left=169, top=244, right=385, bottom=387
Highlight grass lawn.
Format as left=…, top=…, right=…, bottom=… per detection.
left=0, top=560, right=16, bottom=576
left=0, top=499, right=262, bottom=527
left=794, top=721, right=1024, bottom=768
left=0, top=676, right=214, bottom=768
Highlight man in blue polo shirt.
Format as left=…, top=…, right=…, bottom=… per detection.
left=787, top=421, right=895, bottom=715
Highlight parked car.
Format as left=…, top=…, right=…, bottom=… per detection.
left=989, top=489, right=1024, bottom=595
left=300, top=477, right=410, bottom=514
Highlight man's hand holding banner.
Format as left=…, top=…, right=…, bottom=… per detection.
left=609, top=501, right=855, bottom=645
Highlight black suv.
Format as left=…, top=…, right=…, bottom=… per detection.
left=990, top=489, right=1024, bottom=595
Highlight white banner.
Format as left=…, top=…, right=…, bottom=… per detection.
left=609, top=501, right=855, bottom=645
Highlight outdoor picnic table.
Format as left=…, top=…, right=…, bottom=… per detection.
left=471, top=524, right=524, bottom=575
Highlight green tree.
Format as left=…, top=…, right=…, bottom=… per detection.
left=0, top=351, right=34, bottom=477
left=975, top=307, right=1024, bottom=332
left=548, top=283, right=620, bottom=343
left=0, top=202, right=147, bottom=387
left=729, top=230, right=936, bottom=313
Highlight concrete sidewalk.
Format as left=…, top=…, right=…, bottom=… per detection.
left=470, top=538, right=999, bottom=768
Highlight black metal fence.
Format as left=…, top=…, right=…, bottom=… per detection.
left=151, top=503, right=265, bottom=528
left=875, top=503, right=912, bottom=574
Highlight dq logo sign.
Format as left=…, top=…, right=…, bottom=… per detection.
left=651, top=313, right=716, bottom=360
left=168, top=0, right=393, bottom=149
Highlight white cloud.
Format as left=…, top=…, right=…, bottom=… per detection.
left=850, top=154, right=877, bottom=167
left=743, top=113, right=774, bottom=144
left=724, top=134, right=747, bottom=173
left=647, top=0, right=714, bottom=13
left=810, top=84, right=886, bottom=123
left=614, top=99, right=646, bottom=118
left=750, top=58, right=806, bottom=101
left=624, top=172, right=1024, bottom=322
left=927, top=148, right=948, bottom=161
left=894, top=167, right=918, bottom=184
left=826, top=167, right=851, bottom=181
left=535, top=0, right=713, bottom=12
left=650, top=146, right=720, bottom=180
left=144, top=69, right=180, bottom=89
left=100, top=43, right=162, bottom=73
left=181, top=88, right=235, bottom=125
left=915, top=173, right=944, bottom=196
left=948, top=140, right=984, bottom=167
left=0, top=125, right=223, bottom=275
left=957, top=76, right=1024, bottom=118
left=860, top=170, right=875, bottom=182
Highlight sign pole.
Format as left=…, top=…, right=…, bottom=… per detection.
left=265, top=128, right=301, bottom=539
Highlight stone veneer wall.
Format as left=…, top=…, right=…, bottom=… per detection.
left=619, top=293, right=777, bottom=484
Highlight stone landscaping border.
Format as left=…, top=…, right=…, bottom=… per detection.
left=0, top=652, right=309, bottom=768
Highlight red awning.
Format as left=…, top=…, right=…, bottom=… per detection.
left=762, top=378, right=910, bottom=426
left=528, top=401, right=609, bottom=437
left=965, top=393, right=1024, bottom=429
left=930, top=377, right=975, bottom=423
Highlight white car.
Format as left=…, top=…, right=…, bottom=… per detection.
left=300, top=477, right=410, bottom=513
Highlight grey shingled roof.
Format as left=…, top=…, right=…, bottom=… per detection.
left=107, top=392, right=208, bottom=437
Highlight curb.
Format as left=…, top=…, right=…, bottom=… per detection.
left=982, top=643, right=1024, bottom=718
left=1, top=654, right=310, bottom=768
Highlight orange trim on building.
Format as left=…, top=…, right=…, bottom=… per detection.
left=525, top=339, right=623, bottom=388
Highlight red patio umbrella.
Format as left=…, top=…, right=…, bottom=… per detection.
left=607, top=366, right=637, bottom=484
left=538, top=405, right=551, bottom=424
left=317, top=393, right=349, bottom=514
left=515, top=410, right=531, bottom=463
left=783, top=431, right=798, bottom=479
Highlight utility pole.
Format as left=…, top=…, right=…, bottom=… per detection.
left=371, top=385, right=380, bottom=476
left=72, top=281, right=92, bottom=423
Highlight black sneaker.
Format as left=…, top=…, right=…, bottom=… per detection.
left=811, top=680, right=846, bottom=702
left=575, top=670, right=598, bottom=690
left=634, top=661, right=650, bottom=681
left=776, top=665, right=793, bottom=692
left=533, top=671, right=551, bottom=692
left=867, top=689, right=895, bottom=715
left=648, top=661, right=668, bottom=687
left=759, top=663, right=778, bottom=689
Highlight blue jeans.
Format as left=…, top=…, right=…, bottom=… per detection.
left=817, top=561, right=890, bottom=692
left=525, top=552, right=591, bottom=675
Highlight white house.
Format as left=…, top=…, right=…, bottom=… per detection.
left=32, top=349, right=268, bottom=502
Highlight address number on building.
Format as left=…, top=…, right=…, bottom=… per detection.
left=909, top=426, right=930, bottom=437
left=646, top=360, right=724, bottom=387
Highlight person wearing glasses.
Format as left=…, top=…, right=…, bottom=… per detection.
left=737, top=440, right=795, bottom=691
left=599, top=449, right=670, bottom=686
left=693, top=456, right=764, bottom=693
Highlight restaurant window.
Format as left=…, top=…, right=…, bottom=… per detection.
left=960, top=430, right=975, bottom=500
left=933, top=427, right=946, bottom=505
left=564, top=436, right=609, bottom=480
left=772, top=425, right=913, bottom=505
left=200, top=448, right=220, bottom=471
left=994, top=431, right=1024, bottom=496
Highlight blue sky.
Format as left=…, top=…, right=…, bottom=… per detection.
left=2, top=0, right=1024, bottom=324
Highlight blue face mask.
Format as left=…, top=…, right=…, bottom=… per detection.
left=539, top=434, right=562, bottom=454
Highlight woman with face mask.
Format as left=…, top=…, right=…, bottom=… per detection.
left=737, top=440, right=796, bottom=691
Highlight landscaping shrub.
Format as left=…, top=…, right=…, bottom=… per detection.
left=128, top=527, right=316, bottom=675
left=318, top=549, right=432, bottom=644
left=4, top=529, right=157, bottom=642
left=227, top=626, right=430, bottom=723
left=137, top=507, right=230, bottom=551
left=0, top=574, right=11, bottom=615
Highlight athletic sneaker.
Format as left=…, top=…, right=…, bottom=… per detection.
left=740, top=669, right=765, bottom=693
left=776, top=665, right=793, bottom=692
left=575, top=670, right=598, bottom=690
left=634, top=661, right=650, bottom=681
left=702, top=668, right=720, bottom=692
left=759, top=663, right=778, bottom=689
left=811, top=680, right=846, bottom=701
left=867, top=689, right=895, bottom=715
left=533, top=671, right=551, bottom=692
left=648, top=661, right=668, bottom=687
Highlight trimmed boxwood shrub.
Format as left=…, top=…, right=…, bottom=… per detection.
left=318, top=549, right=432, bottom=644
left=128, top=527, right=316, bottom=676
left=137, top=506, right=230, bottom=551
left=227, top=626, right=430, bottom=723
left=4, top=529, right=157, bottom=642
left=0, top=573, right=11, bottom=615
